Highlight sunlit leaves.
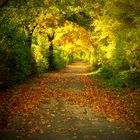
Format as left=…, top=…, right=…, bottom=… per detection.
left=54, top=21, right=93, bottom=55
left=0, top=0, right=139, bottom=88
left=91, top=0, right=140, bottom=87
left=67, top=6, right=82, bottom=13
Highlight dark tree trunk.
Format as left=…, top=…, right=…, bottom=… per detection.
left=26, top=23, right=38, bottom=48
left=47, top=32, right=55, bottom=71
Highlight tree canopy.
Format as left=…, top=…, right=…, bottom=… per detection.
left=0, top=0, right=140, bottom=88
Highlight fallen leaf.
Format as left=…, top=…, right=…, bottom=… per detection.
left=47, top=124, right=51, bottom=128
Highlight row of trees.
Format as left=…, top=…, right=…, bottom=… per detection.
left=91, top=0, right=140, bottom=88
left=0, top=0, right=45, bottom=86
left=0, top=0, right=92, bottom=86
left=0, top=0, right=139, bottom=88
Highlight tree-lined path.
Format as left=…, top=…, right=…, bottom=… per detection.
left=0, top=1, right=140, bottom=139
left=0, top=62, right=139, bottom=140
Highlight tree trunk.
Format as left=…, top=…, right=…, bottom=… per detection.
left=47, top=31, right=55, bottom=71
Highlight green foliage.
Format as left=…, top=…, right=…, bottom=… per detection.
left=99, top=66, right=113, bottom=80
left=0, top=1, right=40, bottom=85
left=0, top=0, right=139, bottom=89
left=91, top=0, right=140, bottom=88
left=126, top=69, right=140, bottom=88
left=32, top=31, right=49, bottom=73
left=1, top=24, right=36, bottom=84
left=108, top=77, right=125, bottom=88
left=7, top=44, right=36, bottom=84
left=53, top=49, right=66, bottom=70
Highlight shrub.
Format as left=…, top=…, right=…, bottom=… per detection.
left=108, top=76, right=126, bottom=88
left=127, top=69, right=140, bottom=88
left=100, top=66, right=113, bottom=79
left=6, top=44, right=36, bottom=84
left=53, top=49, right=66, bottom=70
left=108, top=69, right=140, bottom=88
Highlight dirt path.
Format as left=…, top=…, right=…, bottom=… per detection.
left=0, top=62, right=140, bottom=140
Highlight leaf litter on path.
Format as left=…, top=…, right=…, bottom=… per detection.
left=0, top=62, right=140, bottom=139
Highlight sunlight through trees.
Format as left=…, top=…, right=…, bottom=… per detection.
left=0, top=0, right=140, bottom=88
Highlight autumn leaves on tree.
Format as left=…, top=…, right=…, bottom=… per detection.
left=0, top=0, right=140, bottom=138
